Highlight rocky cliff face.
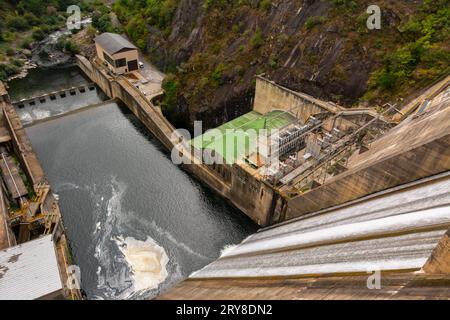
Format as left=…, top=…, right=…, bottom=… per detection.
left=114, top=0, right=449, bottom=130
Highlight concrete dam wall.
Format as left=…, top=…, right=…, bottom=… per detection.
left=160, top=171, right=450, bottom=300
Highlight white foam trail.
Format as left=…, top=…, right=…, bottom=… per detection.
left=147, top=220, right=213, bottom=261
left=219, top=244, right=238, bottom=257
left=31, top=109, right=51, bottom=120
left=190, top=244, right=238, bottom=278
left=92, top=177, right=177, bottom=300
left=94, top=178, right=135, bottom=299
left=19, top=112, right=33, bottom=124
left=56, top=182, right=82, bottom=192
left=116, top=236, right=169, bottom=292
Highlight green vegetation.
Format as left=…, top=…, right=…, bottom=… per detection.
left=20, top=172, right=36, bottom=200
left=92, top=13, right=115, bottom=33
left=32, top=26, right=50, bottom=41
left=91, top=2, right=122, bottom=34
left=211, top=63, right=225, bottom=86
left=365, top=0, right=450, bottom=100
left=0, top=0, right=86, bottom=81
left=20, top=37, right=33, bottom=50
left=109, top=0, right=449, bottom=122
left=0, top=64, right=20, bottom=81
left=161, top=74, right=179, bottom=114
left=305, top=16, right=325, bottom=30
left=259, top=0, right=271, bottom=11
left=269, top=56, right=278, bottom=69
left=204, top=0, right=271, bottom=11
left=332, top=0, right=358, bottom=13
left=57, top=37, right=80, bottom=54
left=250, top=28, right=264, bottom=48
left=6, top=48, right=15, bottom=56
left=0, top=0, right=70, bottom=33
left=113, top=0, right=179, bottom=50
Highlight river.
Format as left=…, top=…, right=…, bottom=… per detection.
left=8, top=66, right=256, bottom=299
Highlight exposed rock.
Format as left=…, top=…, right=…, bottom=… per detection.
left=118, top=0, right=448, bottom=130
left=72, top=28, right=97, bottom=59
left=21, top=49, right=32, bottom=58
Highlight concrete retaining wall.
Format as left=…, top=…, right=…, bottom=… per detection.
left=253, top=76, right=339, bottom=122
left=229, top=165, right=277, bottom=226
left=78, top=56, right=176, bottom=150
left=1, top=104, right=45, bottom=187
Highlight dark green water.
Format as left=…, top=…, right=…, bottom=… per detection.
left=10, top=67, right=256, bottom=299
left=8, top=65, right=89, bottom=101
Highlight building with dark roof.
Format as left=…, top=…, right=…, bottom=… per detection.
left=94, top=33, right=139, bottom=75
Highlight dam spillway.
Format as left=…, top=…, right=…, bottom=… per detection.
left=8, top=66, right=256, bottom=299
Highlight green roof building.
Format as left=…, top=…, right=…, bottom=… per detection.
left=191, top=110, right=296, bottom=164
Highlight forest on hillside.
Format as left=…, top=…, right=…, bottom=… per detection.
left=1, top=0, right=449, bottom=129
left=111, top=0, right=449, bottom=129
left=0, top=0, right=111, bottom=80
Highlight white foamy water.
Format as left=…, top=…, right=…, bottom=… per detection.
left=91, top=177, right=182, bottom=300
left=116, top=236, right=169, bottom=292
left=56, top=182, right=82, bottom=191
left=20, top=112, right=33, bottom=124
left=145, top=219, right=213, bottom=261
left=32, top=109, right=51, bottom=120
left=220, top=244, right=238, bottom=257
left=93, top=178, right=134, bottom=299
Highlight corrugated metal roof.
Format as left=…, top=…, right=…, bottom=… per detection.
left=94, top=33, right=137, bottom=55
left=0, top=235, right=63, bottom=300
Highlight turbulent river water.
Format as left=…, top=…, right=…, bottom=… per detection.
left=8, top=66, right=257, bottom=299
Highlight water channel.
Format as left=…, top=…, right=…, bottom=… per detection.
left=8, top=65, right=257, bottom=299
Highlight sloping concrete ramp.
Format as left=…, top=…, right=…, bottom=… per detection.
left=158, top=172, right=450, bottom=299
left=191, top=173, right=450, bottom=279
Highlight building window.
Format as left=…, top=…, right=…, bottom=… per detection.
left=115, top=58, right=127, bottom=68
left=127, top=59, right=138, bottom=71
left=103, top=51, right=114, bottom=66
